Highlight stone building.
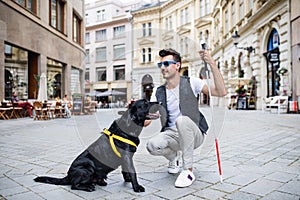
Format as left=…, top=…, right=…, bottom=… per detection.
left=84, top=0, right=147, bottom=105
left=130, top=0, right=300, bottom=110
left=0, top=0, right=85, bottom=101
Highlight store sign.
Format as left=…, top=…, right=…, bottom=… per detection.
left=268, top=52, right=280, bottom=63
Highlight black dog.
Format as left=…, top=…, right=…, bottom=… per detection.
left=34, top=99, right=159, bottom=192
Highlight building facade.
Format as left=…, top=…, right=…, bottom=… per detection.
left=84, top=0, right=147, bottom=104
left=0, top=0, right=85, bottom=101
left=131, top=0, right=300, bottom=110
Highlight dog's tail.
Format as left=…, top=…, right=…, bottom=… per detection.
left=34, top=176, right=69, bottom=185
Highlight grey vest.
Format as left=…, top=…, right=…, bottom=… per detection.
left=155, top=76, right=209, bottom=133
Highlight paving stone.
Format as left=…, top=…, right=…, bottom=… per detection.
left=240, top=178, right=283, bottom=196
left=194, top=188, right=227, bottom=200
left=264, top=171, right=297, bottom=183
left=5, top=191, right=44, bottom=200
left=260, top=191, right=300, bottom=200
left=277, top=180, right=300, bottom=196
left=39, top=188, right=84, bottom=200
left=211, top=182, right=241, bottom=193
left=224, top=191, right=261, bottom=200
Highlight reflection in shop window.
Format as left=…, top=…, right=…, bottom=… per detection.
left=47, top=59, right=63, bottom=100
left=4, top=44, right=28, bottom=100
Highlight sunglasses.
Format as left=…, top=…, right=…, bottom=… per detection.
left=157, top=60, right=178, bottom=68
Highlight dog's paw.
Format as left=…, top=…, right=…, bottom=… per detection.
left=133, top=185, right=145, bottom=192
left=96, top=179, right=107, bottom=186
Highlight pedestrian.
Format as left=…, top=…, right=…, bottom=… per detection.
left=146, top=48, right=226, bottom=188
left=63, top=94, right=72, bottom=117
left=11, top=91, right=34, bottom=117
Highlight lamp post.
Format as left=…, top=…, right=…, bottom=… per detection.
left=232, top=31, right=255, bottom=53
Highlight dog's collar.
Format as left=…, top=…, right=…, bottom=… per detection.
left=103, top=128, right=137, bottom=158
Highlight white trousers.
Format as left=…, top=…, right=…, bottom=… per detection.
left=146, top=116, right=205, bottom=170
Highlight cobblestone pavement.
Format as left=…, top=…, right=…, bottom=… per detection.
left=0, top=108, right=299, bottom=200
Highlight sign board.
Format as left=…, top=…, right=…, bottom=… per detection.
left=72, top=93, right=83, bottom=114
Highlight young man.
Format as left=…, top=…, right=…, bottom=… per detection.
left=146, top=48, right=226, bottom=187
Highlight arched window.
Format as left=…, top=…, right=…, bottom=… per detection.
left=267, top=29, right=280, bottom=50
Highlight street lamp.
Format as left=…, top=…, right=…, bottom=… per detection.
left=232, top=31, right=255, bottom=53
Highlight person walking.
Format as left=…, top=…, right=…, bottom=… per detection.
left=146, top=48, right=226, bottom=188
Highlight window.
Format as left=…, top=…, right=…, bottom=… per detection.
left=200, top=0, right=204, bottom=17
left=96, top=47, right=106, bottom=62
left=142, top=48, right=146, bottom=63
left=114, top=65, right=125, bottom=81
left=113, top=44, right=125, bottom=60
left=142, top=48, right=151, bottom=63
left=225, top=10, right=228, bottom=34
left=185, top=37, right=189, bottom=55
left=148, top=48, right=152, bottom=62
left=50, top=0, right=65, bottom=32
left=249, top=0, right=253, bottom=9
left=185, top=7, right=189, bottom=24
left=73, top=12, right=82, bottom=44
left=239, top=0, right=244, bottom=20
left=85, top=68, right=89, bottom=81
left=96, top=67, right=106, bottom=81
left=85, top=13, right=89, bottom=25
left=95, top=29, right=106, bottom=41
left=205, top=30, right=209, bottom=46
left=97, top=9, right=105, bottom=21
left=86, top=49, right=90, bottom=63
left=142, top=24, right=146, bottom=37
left=180, top=38, right=184, bottom=54
left=169, top=16, right=173, bottom=30
left=85, top=32, right=90, bottom=44
left=113, top=25, right=125, bottom=38
left=180, top=9, right=184, bottom=25
left=231, top=2, right=235, bottom=27
left=15, top=0, right=37, bottom=14
left=148, top=23, right=152, bottom=36
left=142, top=23, right=151, bottom=37
left=199, top=32, right=203, bottom=45
left=165, top=18, right=168, bottom=31
left=205, top=0, right=210, bottom=15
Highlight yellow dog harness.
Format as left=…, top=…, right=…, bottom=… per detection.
left=103, top=128, right=137, bottom=158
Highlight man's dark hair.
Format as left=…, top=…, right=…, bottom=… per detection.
left=159, top=48, right=182, bottom=64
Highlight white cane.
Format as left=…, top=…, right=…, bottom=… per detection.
left=201, top=42, right=223, bottom=183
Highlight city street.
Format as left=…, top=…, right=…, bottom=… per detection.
left=0, top=108, right=299, bottom=200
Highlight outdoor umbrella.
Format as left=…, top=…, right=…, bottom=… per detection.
left=85, top=91, right=101, bottom=96
left=96, top=90, right=126, bottom=97
left=228, top=78, right=251, bottom=86
left=37, top=72, right=47, bottom=101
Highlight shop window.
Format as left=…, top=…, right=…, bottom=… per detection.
left=4, top=44, right=29, bottom=100
left=264, top=29, right=281, bottom=97
left=49, top=0, right=65, bottom=32
left=71, top=68, right=81, bottom=94
left=47, top=59, right=63, bottom=100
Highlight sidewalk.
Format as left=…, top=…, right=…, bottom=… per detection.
left=0, top=109, right=299, bottom=200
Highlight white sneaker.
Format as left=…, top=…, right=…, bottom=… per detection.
left=175, top=170, right=195, bottom=188
left=168, top=152, right=182, bottom=174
